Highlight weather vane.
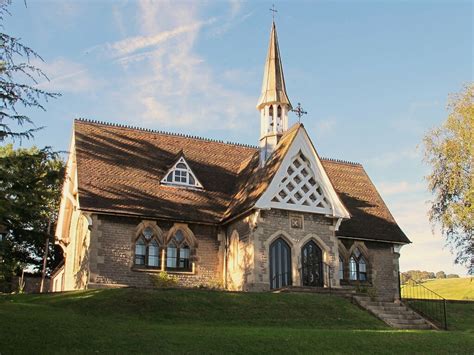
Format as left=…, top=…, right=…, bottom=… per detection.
left=269, top=4, right=277, bottom=20
left=292, top=103, right=308, bottom=123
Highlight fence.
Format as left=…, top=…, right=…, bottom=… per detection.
left=400, top=278, right=447, bottom=330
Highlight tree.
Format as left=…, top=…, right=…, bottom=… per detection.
left=436, top=271, right=446, bottom=279
left=0, top=144, right=64, bottom=292
left=423, top=83, right=474, bottom=275
left=0, top=0, right=60, bottom=141
left=446, top=274, right=460, bottom=279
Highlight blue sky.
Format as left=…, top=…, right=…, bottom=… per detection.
left=5, top=0, right=472, bottom=274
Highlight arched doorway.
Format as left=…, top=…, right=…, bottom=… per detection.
left=269, top=238, right=292, bottom=289
left=301, top=240, right=323, bottom=287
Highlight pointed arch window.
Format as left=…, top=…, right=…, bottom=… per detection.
left=349, top=248, right=368, bottom=281
left=161, top=157, right=202, bottom=188
left=339, top=255, right=344, bottom=280
left=134, top=226, right=161, bottom=269
left=166, top=230, right=191, bottom=271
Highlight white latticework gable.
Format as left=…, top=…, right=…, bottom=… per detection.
left=271, top=152, right=332, bottom=212
left=161, top=157, right=203, bottom=188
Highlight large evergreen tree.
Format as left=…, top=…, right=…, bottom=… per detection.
left=423, top=83, right=473, bottom=274
left=0, top=0, right=60, bottom=141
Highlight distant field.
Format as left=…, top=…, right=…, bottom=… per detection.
left=402, top=277, right=474, bottom=301
left=1, top=288, right=473, bottom=354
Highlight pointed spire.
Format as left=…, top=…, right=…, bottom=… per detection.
left=257, top=21, right=292, bottom=110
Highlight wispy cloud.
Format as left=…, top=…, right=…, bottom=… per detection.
left=368, top=147, right=421, bottom=168
left=388, top=196, right=467, bottom=274
left=36, top=57, right=101, bottom=93
left=378, top=181, right=425, bottom=196
left=89, top=0, right=255, bottom=134
left=87, top=18, right=216, bottom=58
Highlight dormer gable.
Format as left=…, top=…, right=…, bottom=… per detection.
left=161, top=156, right=203, bottom=189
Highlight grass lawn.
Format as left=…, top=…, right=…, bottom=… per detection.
left=419, top=278, right=474, bottom=300
left=1, top=288, right=473, bottom=354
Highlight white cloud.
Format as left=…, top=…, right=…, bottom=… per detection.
left=389, top=196, right=469, bottom=275
left=368, top=147, right=421, bottom=168
left=89, top=19, right=216, bottom=59
left=315, top=117, right=337, bottom=133
left=36, top=57, right=100, bottom=93
left=93, top=0, right=256, bottom=134
left=378, top=181, right=425, bottom=196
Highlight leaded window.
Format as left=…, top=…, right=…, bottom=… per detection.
left=161, top=157, right=202, bottom=188
left=166, top=230, right=191, bottom=271
left=339, top=256, right=344, bottom=280
left=135, top=237, right=146, bottom=266
left=349, top=248, right=368, bottom=281
left=134, top=227, right=161, bottom=269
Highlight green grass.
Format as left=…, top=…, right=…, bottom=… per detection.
left=402, top=277, right=474, bottom=300
left=1, top=288, right=473, bottom=354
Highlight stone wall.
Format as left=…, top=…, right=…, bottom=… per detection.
left=338, top=238, right=400, bottom=301
left=248, top=209, right=338, bottom=291
left=366, top=241, right=400, bottom=301
left=225, top=215, right=254, bottom=291
left=88, top=214, right=222, bottom=289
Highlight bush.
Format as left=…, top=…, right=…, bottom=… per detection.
left=151, top=271, right=178, bottom=288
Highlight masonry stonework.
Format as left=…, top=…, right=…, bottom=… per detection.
left=87, top=214, right=222, bottom=289
left=246, top=209, right=339, bottom=291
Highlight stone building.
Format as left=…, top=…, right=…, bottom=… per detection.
left=51, top=21, right=410, bottom=301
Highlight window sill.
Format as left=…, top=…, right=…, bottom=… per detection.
left=132, top=263, right=196, bottom=275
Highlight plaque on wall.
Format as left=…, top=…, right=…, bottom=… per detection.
left=289, top=214, right=303, bottom=230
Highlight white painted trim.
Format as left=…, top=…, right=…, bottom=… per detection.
left=161, top=157, right=203, bottom=189
left=255, top=127, right=350, bottom=219
left=55, top=132, right=78, bottom=243
left=337, top=235, right=408, bottom=245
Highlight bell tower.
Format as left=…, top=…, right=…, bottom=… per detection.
left=257, top=20, right=292, bottom=163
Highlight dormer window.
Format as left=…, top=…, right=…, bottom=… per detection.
left=161, top=157, right=202, bottom=188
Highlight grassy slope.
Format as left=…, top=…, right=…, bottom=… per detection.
left=1, top=288, right=473, bottom=354
left=422, top=278, right=474, bottom=300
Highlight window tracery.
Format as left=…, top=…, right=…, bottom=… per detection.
left=166, top=230, right=191, bottom=271
left=134, top=226, right=161, bottom=268
left=349, top=248, right=368, bottom=281
left=161, top=157, right=202, bottom=188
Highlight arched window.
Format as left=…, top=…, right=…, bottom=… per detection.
left=135, top=237, right=146, bottom=266
left=349, top=248, right=368, bottom=281
left=269, top=105, right=274, bottom=118
left=134, top=226, right=161, bottom=269
left=277, top=105, right=282, bottom=118
left=339, top=256, right=344, bottom=280
left=166, top=230, right=191, bottom=271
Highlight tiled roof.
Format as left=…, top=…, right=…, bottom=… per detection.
left=73, top=119, right=409, bottom=243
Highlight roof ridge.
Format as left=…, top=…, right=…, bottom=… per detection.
left=75, top=118, right=258, bottom=149
left=321, top=157, right=361, bottom=166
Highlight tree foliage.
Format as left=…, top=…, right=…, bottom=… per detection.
left=423, top=83, right=474, bottom=274
left=0, top=144, right=64, bottom=291
left=0, top=0, right=60, bottom=141
left=400, top=270, right=459, bottom=284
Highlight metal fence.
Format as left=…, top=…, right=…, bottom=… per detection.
left=400, top=278, right=447, bottom=330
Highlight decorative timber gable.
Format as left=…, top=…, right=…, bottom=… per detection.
left=255, top=126, right=350, bottom=219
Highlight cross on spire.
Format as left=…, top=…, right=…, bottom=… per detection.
left=269, top=4, right=277, bottom=20
left=291, top=102, right=307, bottom=123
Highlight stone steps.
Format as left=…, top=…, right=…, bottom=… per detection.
left=353, top=296, right=435, bottom=330
left=277, top=286, right=364, bottom=299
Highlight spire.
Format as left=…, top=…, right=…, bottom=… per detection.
left=256, top=21, right=292, bottom=110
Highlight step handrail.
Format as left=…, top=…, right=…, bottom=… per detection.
left=400, top=277, right=448, bottom=330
